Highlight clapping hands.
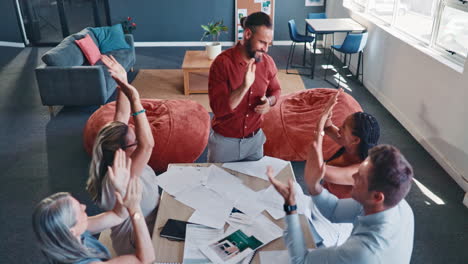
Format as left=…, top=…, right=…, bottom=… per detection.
left=266, top=166, right=296, bottom=206
left=102, top=55, right=128, bottom=83
left=108, top=149, right=131, bottom=197
left=108, top=149, right=142, bottom=211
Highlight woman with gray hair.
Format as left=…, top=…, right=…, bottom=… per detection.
left=33, top=150, right=155, bottom=264
left=87, top=55, right=159, bottom=255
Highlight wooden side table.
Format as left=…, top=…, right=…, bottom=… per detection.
left=182, top=50, right=214, bottom=95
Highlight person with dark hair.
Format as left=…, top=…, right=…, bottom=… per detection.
left=208, top=12, right=281, bottom=162
left=314, top=90, right=381, bottom=199
left=267, top=92, right=414, bottom=264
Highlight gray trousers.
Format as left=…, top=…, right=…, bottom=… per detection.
left=207, top=129, right=266, bottom=163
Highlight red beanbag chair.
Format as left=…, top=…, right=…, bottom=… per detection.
left=83, top=99, right=210, bottom=173
left=262, top=88, right=362, bottom=161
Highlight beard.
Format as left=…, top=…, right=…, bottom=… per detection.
left=245, top=38, right=263, bottom=62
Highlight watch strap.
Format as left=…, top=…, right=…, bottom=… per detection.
left=283, top=204, right=297, bottom=213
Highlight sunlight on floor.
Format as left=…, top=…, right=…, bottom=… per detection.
left=413, top=178, right=445, bottom=205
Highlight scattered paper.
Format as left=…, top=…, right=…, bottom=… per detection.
left=183, top=224, right=224, bottom=264
left=189, top=209, right=229, bottom=229
left=259, top=250, right=290, bottom=264
left=206, top=165, right=243, bottom=196
left=222, top=156, right=289, bottom=181
left=176, top=185, right=234, bottom=215
left=155, top=166, right=208, bottom=196
left=199, top=214, right=283, bottom=264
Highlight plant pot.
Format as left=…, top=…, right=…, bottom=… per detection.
left=205, top=42, right=222, bottom=60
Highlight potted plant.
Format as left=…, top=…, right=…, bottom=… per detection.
left=201, top=20, right=228, bottom=60
left=121, top=16, right=137, bottom=34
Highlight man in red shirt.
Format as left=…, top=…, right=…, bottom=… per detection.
left=208, top=12, right=281, bottom=163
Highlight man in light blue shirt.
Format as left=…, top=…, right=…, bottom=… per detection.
left=268, top=144, right=414, bottom=264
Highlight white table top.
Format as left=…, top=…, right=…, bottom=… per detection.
left=305, top=18, right=366, bottom=33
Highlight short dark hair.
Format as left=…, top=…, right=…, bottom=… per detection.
left=240, top=12, right=272, bottom=33
left=368, top=145, right=413, bottom=207
left=351, top=112, right=380, bottom=160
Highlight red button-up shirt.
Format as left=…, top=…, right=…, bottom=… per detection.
left=208, top=43, right=281, bottom=138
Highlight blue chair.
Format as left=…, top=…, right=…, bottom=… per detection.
left=324, top=32, right=368, bottom=87
left=287, top=19, right=315, bottom=75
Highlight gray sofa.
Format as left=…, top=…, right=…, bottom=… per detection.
left=35, top=27, right=135, bottom=110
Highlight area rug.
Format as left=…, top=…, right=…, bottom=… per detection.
left=131, top=69, right=305, bottom=111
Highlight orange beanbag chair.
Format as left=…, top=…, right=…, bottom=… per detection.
left=262, top=88, right=362, bottom=161
left=83, top=99, right=210, bottom=173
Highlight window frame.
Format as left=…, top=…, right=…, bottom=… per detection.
left=343, top=0, right=468, bottom=68
left=432, top=0, right=468, bottom=64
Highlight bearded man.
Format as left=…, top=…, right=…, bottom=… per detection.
left=207, top=12, right=281, bottom=163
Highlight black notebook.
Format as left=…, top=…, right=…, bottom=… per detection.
left=160, top=219, right=195, bottom=241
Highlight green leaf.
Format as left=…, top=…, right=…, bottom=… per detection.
left=201, top=25, right=210, bottom=32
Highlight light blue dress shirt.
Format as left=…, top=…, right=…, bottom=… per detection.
left=284, top=189, right=414, bottom=264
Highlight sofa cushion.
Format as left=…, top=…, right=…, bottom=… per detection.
left=105, top=48, right=134, bottom=70
left=42, top=35, right=85, bottom=66
left=75, top=34, right=102, bottom=65
left=74, top=28, right=100, bottom=45
left=83, top=99, right=211, bottom=173
left=90, top=24, right=131, bottom=54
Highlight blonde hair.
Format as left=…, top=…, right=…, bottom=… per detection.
left=32, top=192, right=109, bottom=263
left=87, top=121, right=128, bottom=202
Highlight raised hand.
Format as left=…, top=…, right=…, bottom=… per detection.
left=243, top=58, right=256, bottom=90
left=115, top=175, right=142, bottom=211
left=102, top=55, right=127, bottom=83
left=111, top=73, right=140, bottom=102
left=321, top=88, right=342, bottom=124
left=318, top=88, right=343, bottom=129
left=107, top=149, right=131, bottom=197
left=266, top=166, right=296, bottom=206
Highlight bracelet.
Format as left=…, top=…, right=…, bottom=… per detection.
left=315, top=130, right=325, bottom=136
left=131, top=109, right=146, bottom=116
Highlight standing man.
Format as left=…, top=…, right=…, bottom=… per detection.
left=208, top=12, right=281, bottom=163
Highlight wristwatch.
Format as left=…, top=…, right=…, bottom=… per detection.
left=283, top=204, right=297, bottom=213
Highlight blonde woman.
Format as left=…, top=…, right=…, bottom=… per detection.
left=33, top=150, right=155, bottom=264
left=87, top=55, right=159, bottom=255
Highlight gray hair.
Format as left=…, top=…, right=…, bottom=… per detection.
left=87, top=121, right=128, bottom=202
left=32, top=192, right=108, bottom=263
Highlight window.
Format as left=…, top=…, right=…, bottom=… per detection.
left=369, top=0, right=397, bottom=23
left=344, top=0, right=468, bottom=65
left=394, top=0, right=439, bottom=43
left=435, top=3, right=468, bottom=58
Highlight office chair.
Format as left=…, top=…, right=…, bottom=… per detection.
left=287, top=19, right=315, bottom=75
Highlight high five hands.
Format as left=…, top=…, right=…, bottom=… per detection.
left=266, top=166, right=296, bottom=207
left=321, top=88, right=342, bottom=128
left=102, top=55, right=128, bottom=83
left=107, top=149, right=131, bottom=198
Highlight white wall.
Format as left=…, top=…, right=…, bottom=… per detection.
left=327, top=1, right=468, bottom=194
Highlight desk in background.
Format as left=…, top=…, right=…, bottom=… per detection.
left=151, top=162, right=315, bottom=264
left=305, top=18, right=366, bottom=78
